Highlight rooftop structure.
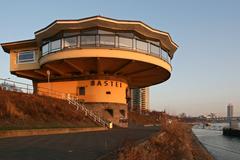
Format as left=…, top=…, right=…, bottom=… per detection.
left=1, top=16, right=178, bottom=127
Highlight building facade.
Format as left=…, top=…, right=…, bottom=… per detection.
left=227, top=104, right=234, bottom=122
left=130, top=87, right=150, bottom=113
left=1, top=16, right=178, bottom=127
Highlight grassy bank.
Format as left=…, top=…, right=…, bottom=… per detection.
left=0, top=89, right=97, bottom=130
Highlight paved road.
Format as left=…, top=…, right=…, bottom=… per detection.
left=0, top=127, right=159, bottom=160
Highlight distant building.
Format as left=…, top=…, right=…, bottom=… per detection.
left=130, top=87, right=150, bottom=113
left=227, top=104, right=234, bottom=122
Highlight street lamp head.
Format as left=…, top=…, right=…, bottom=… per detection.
left=46, top=70, right=51, bottom=76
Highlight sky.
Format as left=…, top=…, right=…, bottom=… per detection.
left=0, top=0, right=240, bottom=117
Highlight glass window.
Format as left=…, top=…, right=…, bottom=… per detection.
left=81, top=36, right=96, bottom=46
left=150, top=44, right=160, bottom=55
left=162, top=50, right=169, bottom=62
left=136, top=39, right=148, bottom=52
left=42, top=43, right=49, bottom=55
left=119, top=37, right=133, bottom=49
left=50, top=39, right=61, bottom=52
left=64, top=36, right=77, bottom=48
left=78, top=87, right=85, bottom=95
left=18, top=51, right=35, bottom=63
left=100, top=35, right=115, bottom=46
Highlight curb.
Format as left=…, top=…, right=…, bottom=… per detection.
left=0, top=127, right=108, bottom=139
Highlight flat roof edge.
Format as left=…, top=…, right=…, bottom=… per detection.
left=1, top=39, right=36, bottom=53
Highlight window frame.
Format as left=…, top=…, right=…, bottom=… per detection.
left=42, top=43, right=49, bottom=55
left=17, top=50, right=36, bottom=64
left=50, top=39, right=61, bottom=52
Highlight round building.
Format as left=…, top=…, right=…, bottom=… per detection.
left=1, top=16, right=178, bottom=127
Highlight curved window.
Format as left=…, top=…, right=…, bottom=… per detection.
left=150, top=43, right=160, bottom=56
left=162, top=50, right=169, bottom=62
left=81, top=35, right=96, bottom=46
left=50, top=39, right=61, bottom=52
left=100, top=35, right=115, bottom=46
left=136, top=39, right=148, bottom=52
left=119, top=37, right=132, bottom=49
left=40, top=31, right=171, bottom=64
left=64, top=37, right=77, bottom=48
left=42, top=43, right=49, bottom=55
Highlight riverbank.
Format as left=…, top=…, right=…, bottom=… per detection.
left=102, top=118, right=214, bottom=160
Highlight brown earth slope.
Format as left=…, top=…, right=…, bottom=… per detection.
left=0, top=89, right=97, bottom=130
left=116, top=116, right=214, bottom=160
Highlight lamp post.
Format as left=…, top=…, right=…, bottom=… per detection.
left=46, top=70, right=51, bottom=96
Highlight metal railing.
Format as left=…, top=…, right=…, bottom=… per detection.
left=0, top=78, right=110, bottom=128
left=67, top=96, right=110, bottom=128
left=41, top=34, right=171, bottom=63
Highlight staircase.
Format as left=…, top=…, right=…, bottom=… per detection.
left=66, top=95, right=110, bottom=128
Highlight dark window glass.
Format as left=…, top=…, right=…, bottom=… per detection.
left=162, top=50, right=170, bottom=62
left=150, top=44, right=160, bottom=55
left=119, top=37, right=132, bottom=49
left=50, top=39, right=61, bottom=52
left=64, top=37, right=77, bottom=48
left=100, top=35, right=115, bottom=46
left=79, top=87, right=85, bottom=95
left=42, top=43, right=49, bottom=55
left=18, top=51, right=35, bottom=63
left=136, top=39, right=148, bottom=52
left=106, top=91, right=111, bottom=94
left=81, top=36, right=96, bottom=46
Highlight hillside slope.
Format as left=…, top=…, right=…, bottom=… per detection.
left=117, top=118, right=214, bottom=160
left=0, top=89, right=97, bottom=130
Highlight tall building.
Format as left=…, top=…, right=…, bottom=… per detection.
left=1, top=16, right=178, bottom=127
left=227, top=104, right=234, bottom=122
left=130, top=87, right=150, bottom=113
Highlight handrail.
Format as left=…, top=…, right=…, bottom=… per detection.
left=67, top=96, right=110, bottom=128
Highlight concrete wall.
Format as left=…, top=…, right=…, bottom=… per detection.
left=85, top=103, right=128, bottom=128
left=37, top=79, right=128, bottom=104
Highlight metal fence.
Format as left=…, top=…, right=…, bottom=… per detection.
left=0, top=78, right=80, bottom=101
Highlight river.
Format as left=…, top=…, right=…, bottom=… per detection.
left=193, top=128, right=240, bottom=160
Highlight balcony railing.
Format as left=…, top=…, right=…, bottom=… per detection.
left=41, top=34, right=171, bottom=63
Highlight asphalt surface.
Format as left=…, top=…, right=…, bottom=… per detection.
left=0, top=127, right=159, bottom=160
